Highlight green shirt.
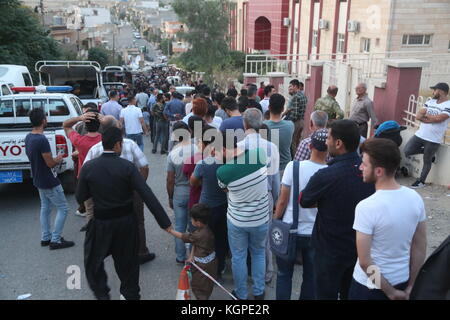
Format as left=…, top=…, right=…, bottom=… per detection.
left=217, top=148, right=269, bottom=228
left=314, top=95, right=344, bottom=120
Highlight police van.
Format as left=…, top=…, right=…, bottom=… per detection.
left=0, top=86, right=83, bottom=193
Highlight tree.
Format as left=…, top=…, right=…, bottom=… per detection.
left=0, top=0, right=62, bottom=81
left=172, top=0, right=231, bottom=78
left=160, top=39, right=173, bottom=56
left=88, top=47, right=110, bottom=69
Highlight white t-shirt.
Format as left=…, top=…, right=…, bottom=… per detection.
left=260, top=98, right=270, bottom=114
left=415, top=99, right=450, bottom=144
left=120, top=105, right=144, bottom=135
left=281, top=160, right=327, bottom=235
left=353, top=187, right=426, bottom=289
left=209, top=116, right=223, bottom=129
left=185, top=103, right=193, bottom=115
left=182, top=112, right=193, bottom=124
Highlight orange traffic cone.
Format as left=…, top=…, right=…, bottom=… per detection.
left=176, top=266, right=191, bottom=300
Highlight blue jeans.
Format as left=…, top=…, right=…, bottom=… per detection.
left=38, top=184, right=68, bottom=243
left=153, top=121, right=169, bottom=153
left=276, top=236, right=315, bottom=300
left=126, top=133, right=144, bottom=152
left=227, top=220, right=268, bottom=299
left=173, top=186, right=190, bottom=261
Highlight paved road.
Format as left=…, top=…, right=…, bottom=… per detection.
left=103, top=24, right=159, bottom=63
left=0, top=137, right=302, bottom=300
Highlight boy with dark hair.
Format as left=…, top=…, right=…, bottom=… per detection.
left=169, top=204, right=217, bottom=300
left=25, top=108, right=74, bottom=250
left=350, top=138, right=427, bottom=300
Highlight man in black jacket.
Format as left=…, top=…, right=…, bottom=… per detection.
left=410, top=235, right=450, bottom=300
left=76, top=127, right=172, bottom=300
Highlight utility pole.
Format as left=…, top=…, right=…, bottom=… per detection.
left=112, top=29, right=116, bottom=66
left=40, top=0, right=45, bottom=26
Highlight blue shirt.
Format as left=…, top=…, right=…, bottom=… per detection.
left=147, top=94, right=157, bottom=109
left=101, top=100, right=123, bottom=120
left=163, top=98, right=186, bottom=121
left=193, top=157, right=227, bottom=207
left=219, top=115, right=244, bottom=133
left=25, top=133, right=60, bottom=189
left=300, top=152, right=375, bottom=260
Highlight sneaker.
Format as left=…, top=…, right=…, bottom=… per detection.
left=254, top=292, right=265, bottom=300
left=176, top=258, right=185, bottom=265
left=139, top=253, right=156, bottom=265
left=411, top=180, right=426, bottom=189
left=152, top=150, right=157, bottom=154
left=231, top=290, right=243, bottom=300
left=41, top=240, right=51, bottom=247
left=49, top=238, right=75, bottom=250
left=74, top=210, right=87, bottom=218
left=80, top=224, right=88, bottom=232
left=120, top=294, right=126, bottom=301
left=432, top=156, right=436, bottom=164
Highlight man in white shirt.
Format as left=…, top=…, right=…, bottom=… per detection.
left=120, top=96, right=148, bottom=152
left=350, top=138, right=427, bottom=300
left=274, top=129, right=328, bottom=300
left=260, top=85, right=275, bottom=115
left=404, top=82, right=450, bottom=188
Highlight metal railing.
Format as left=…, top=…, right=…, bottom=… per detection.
left=404, top=95, right=450, bottom=145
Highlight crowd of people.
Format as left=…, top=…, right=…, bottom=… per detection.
left=23, top=65, right=450, bottom=300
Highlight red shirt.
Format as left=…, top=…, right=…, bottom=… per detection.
left=69, top=131, right=102, bottom=177
left=183, top=153, right=203, bottom=209
left=257, top=87, right=265, bottom=100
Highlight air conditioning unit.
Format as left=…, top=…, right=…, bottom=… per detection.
left=283, top=18, right=290, bottom=27
left=318, top=19, right=329, bottom=30
left=347, top=21, right=360, bottom=33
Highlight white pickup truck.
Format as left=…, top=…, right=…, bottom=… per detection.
left=35, top=61, right=107, bottom=107
left=0, top=91, right=84, bottom=193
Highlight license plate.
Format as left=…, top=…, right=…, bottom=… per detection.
left=0, top=171, right=23, bottom=184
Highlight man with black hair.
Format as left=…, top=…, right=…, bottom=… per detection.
left=25, top=108, right=74, bottom=250
left=120, top=96, right=148, bottom=152
left=164, top=92, right=186, bottom=151
left=300, top=120, right=375, bottom=300
left=227, top=88, right=238, bottom=99
left=264, top=93, right=294, bottom=173
left=77, top=127, right=172, bottom=300
left=260, top=85, right=275, bottom=114
left=284, top=79, right=308, bottom=156
left=64, top=111, right=103, bottom=219
left=247, top=84, right=263, bottom=112
left=349, top=138, right=427, bottom=300
left=219, top=97, right=245, bottom=141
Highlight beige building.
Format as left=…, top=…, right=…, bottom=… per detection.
left=231, top=0, right=450, bottom=57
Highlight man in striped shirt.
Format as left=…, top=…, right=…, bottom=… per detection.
left=217, top=136, right=269, bottom=300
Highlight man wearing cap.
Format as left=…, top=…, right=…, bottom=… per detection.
left=274, top=129, right=329, bottom=300
left=349, top=83, right=379, bottom=138
left=404, top=82, right=450, bottom=188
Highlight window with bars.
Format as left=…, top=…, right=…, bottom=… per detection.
left=337, top=33, right=345, bottom=53
left=361, top=38, right=371, bottom=53
left=402, top=34, right=432, bottom=46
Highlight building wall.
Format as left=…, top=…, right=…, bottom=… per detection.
left=234, top=0, right=450, bottom=55
left=389, top=0, right=450, bottom=54
left=247, top=0, right=290, bottom=55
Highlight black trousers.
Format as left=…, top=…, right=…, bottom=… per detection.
left=84, top=214, right=140, bottom=300
left=314, top=249, right=356, bottom=300
left=208, top=203, right=229, bottom=274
